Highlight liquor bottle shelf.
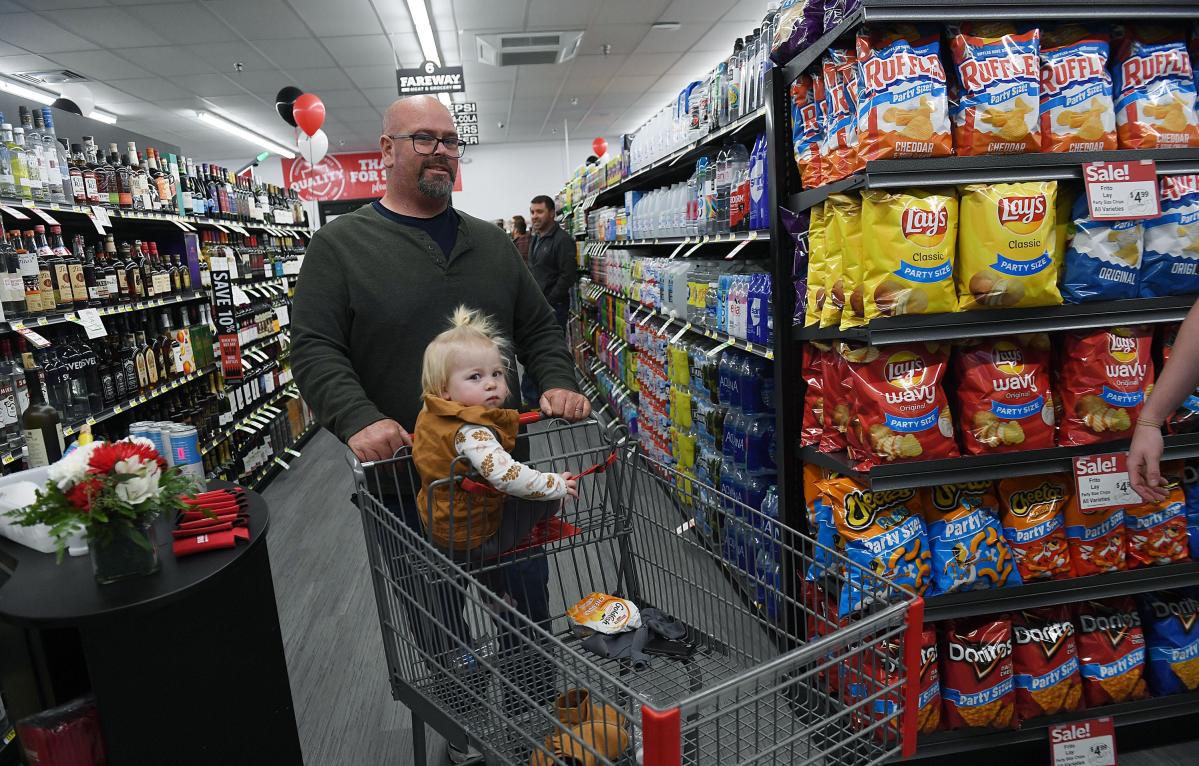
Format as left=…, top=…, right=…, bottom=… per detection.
left=581, top=230, right=769, bottom=251
left=0, top=447, right=26, bottom=467
left=793, top=295, right=1197, bottom=346
left=583, top=282, right=775, bottom=360
left=241, top=329, right=284, bottom=355
left=61, top=363, right=216, bottom=437
left=0, top=196, right=311, bottom=237
left=202, top=383, right=300, bottom=457
left=245, top=423, right=318, bottom=492
left=799, top=432, right=1199, bottom=491
left=787, top=148, right=1199, bottom=213
left=3, top=290, right=208, bottom=332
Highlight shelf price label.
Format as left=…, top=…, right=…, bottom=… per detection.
left=1049, top=717, right=1116, bottom=766
left=1083, top=160, right=1160, bottom=221
left=1073, top=452, right=1141, bottom=511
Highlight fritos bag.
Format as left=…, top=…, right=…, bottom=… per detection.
left=1061, top=194, right=1143, bottom=303
left=820, top=50, right=859, bottom=183
left=854, top=25, right=952, bottom=161
left=949, top=23, right=1041, bottom=155
left=1073, top=597, right=1149, bottom=706
left=828, top=194, right=865, bottom=330
left=819, top=343, right=850, bottom=453
left=839, top=342, right=959, bottom=470
left=1011, top=606, right=1084, bottom=721
left=923, top=481, right=1021, bottom=595
left=1112, top=25, right=1199, bottom=149
left=792, top=74, right=825, bottom=189
left=917, top=628, right=942, bottom=734
left=1056, top=326, right=1155, bottom=446
left=954, top=333, right=1056, bottom=454
left=1137, top=590, right=1199, bottom=695
left=957, top=182, right=1063, bottom=311
left=1125, top=484, right=1190, bottom=568
left=1064, top=496, right=1126, bottom=577
left=1039, top=24, right=1117, bottom=152
left=801, top=344, right=826, bottom=447
left=823, top=477, right=932, bottom=615
left=861, top=188, right=958, bottom=321
left=940, top=617, right=1016, bottom=730
left=998, top=475, right=1074, bottom=581
left=804, top=202, right=828, bottom=327
left=1140, top=174, right=1199, bottom=298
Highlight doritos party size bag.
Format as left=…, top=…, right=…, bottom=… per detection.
left=940, top=617, right=1017, bottom=730
left=1074, top=597, right=1149, bottom=706
left=998, top=475, right=1074, bottom=581
left=861, top=188, right=958, bottom=321
left=1011, top=606, right=1084, bottom=721
left=923, top=481, right=1021, bottom=596
left=1140, top=174, right=1199, bottom=299
left=1137, top=590, right=1199, bottom=695
left=1056, top=325, right=1155, bottom=446
left=954, top=333, right=1056, bottom=455
left=1039, top=24, right=1117, bottom=152
left=949, top=23, right=1042, bottom=155
left=917, top=628, right=942, bottom=734
left=1061, top=194, right=1143, bottom=303
left=1112, top=24, right=1199, bottom=150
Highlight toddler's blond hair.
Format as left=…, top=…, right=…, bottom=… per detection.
left=421, top=306, right=511, bottom=397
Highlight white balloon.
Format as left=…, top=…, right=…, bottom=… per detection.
left=57, top=83, right=95, bottom=118
left=298, top=129, right=328, bottom=165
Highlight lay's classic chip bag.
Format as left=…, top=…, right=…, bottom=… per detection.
left=792, top=74, right=824, bottom=189
left=1074, top=597, right=1149, bottom=706
left=1039, top=24, right=1117, bottom=152
left=1056, top=326, right=1155, bottom=446
left=1112, top=25, right=1199, bottom=149
left=940, top=617, right=1016, bottom=729
left=1137, top=590, right=1199, bottom=695
left=949, top=23, right=1042, bottom=155
left=829, top=194, right=866, bottom=330
left=998, top=475, right=1074, bottom=581
left=1125, top=484, right=1190, bottom=568
left=1011, top=606, right=1084, bottom=721
left=954, top=334, right=1056, bottom=455
left=853, top=25, right=952, bottom=161
left=1065, top=496, right=1126, bottom=577
left=820, top=199, right=846, bottom=329
left=957, top=182, right=1063, bottom=311
left=1140, top=174, right=1199, bottom=298
left=823, top=477, right=932, bottom=615
left=805, top=202, right=828, bottom=327
left=923, top=481, right=1021, bottom=595
left=861, top=188, right=958, bottom=322
left=1061, top=194, right=1143, bottom=303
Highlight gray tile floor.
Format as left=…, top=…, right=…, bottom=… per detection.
left=262, top=429, right=1199, bottom=766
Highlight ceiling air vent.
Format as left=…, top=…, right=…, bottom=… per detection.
left=10, top=70, right=90, bottom=85
left=476, top=31, right=583, bottom=67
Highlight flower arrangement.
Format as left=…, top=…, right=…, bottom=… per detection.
left=8, top=437, right=194, bottom=560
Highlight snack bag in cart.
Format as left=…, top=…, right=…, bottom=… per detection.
left=997, top=474, right=1074, bottom=581
left=949, top=23, right=1042, bottom=155
left=940, top=617, right=1017, bottom=729
left=1073, top=597, right=1149, bottom=707
left=1112, top=24, right=1199, bottom=149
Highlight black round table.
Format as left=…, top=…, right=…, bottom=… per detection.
left=0, top=482, right=302, bottom=765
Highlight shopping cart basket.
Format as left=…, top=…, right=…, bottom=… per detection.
left=348, top=417, right=924, bottom=765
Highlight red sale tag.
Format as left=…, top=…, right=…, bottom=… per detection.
left=1083, top=160, right=1160, bottom=221
left=1050, top=717, right=1116, bottom=766
left=1073, top=452, right=1142, bottom=511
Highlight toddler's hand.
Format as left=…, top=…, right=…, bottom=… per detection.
left=560, top=472, right=579, bottom=499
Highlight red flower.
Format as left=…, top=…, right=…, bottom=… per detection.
left=88, top=441, right=166, bottom=475
left=65, top=477, right=103, bottom=512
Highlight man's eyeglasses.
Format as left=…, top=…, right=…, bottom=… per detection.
left=386, top=133, right=466, bottom=158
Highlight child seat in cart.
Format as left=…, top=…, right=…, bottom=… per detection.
left=347, top=416, right=925, bottom=765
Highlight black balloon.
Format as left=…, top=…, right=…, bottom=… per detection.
left=51, top=98, right=82, bottom=116
left=275, top=86, right=304, bottom=127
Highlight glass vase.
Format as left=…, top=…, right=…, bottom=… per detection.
left=90, top=520, right=160, bottom=585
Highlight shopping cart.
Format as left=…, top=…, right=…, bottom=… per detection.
left=347, top=417, right=924, bottom=765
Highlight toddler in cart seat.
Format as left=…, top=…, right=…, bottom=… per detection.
left=412, top=305, right=578, bottom=561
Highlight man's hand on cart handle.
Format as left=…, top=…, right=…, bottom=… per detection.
left=541, top=388, right=591, bottom=422
left=348, top=418, right=412, bottom=462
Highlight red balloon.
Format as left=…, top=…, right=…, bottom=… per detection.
left=592, top=137, right=608, bottom=157
left=293, top=93, right=326, bottom=137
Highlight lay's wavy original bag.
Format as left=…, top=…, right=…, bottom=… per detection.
left=923, top=482, right=1021, bottom=596
left=957, top=182, right=1063, bottom=311
left=1039, top=24, right=1117, bottom=152
left=854, top=25, right=953, bottom=162
left=950, top=23, right=1042, bottom=155
left=861, top=188, right=958, bottom=321
left=1140, top=174, right=1199, bottom=298
left=1112, top=25, right=1199, bottom=149
left=1061, top=193, right=1143, bottom=303
left=1056, top=326, right=1155, bottom=446
left=954, top=333, right=1056, bottom=454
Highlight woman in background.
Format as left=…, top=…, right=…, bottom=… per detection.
left=511, top=214, right=531, bottom=263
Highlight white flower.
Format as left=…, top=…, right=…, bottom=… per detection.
left=47, top=441, right=101, bottom=491
left=114, top=457, right=162, bottom=506
left=122, top=436, right=157, bottom=452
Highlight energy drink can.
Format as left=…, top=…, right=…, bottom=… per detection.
left=168, top=424, right=205, bottom=490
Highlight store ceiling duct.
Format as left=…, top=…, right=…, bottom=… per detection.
left=475, top=31, right=583, bottom=67
left=9, top=70, right=90, bottom=86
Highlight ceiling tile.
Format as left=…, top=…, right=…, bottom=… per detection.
left=51, top=7, right=170, bottom=48
left=316, top=89, right=370, bottom=108
left=135, top=3, right=241, bottom=43
left=46, top=50, right=152, bottom=80
left=0, top=13, right=99, bottom=52
left=634, top=23, right=711, bottom=55
left=323, top=35, right=401, bottom=68
left=210, top=69, right=289, bottom=95
left=361, top=87, right=399, bottom=106
left=100, top=76, right=186, bottom=100
left=449, top=0, right=527, bottom=32
left=523, top=0, right=592, bottom=29
left=170, top=72, right=248, bottom=97
left=120, top=45, right=216, bottom=77
left=582, top=24, right=648, bottom=57
left=461, top=61, right=517, bottom=85
left=284, top=0, right=378, bottom=38
left=598, top=0, right=674, bottom=24
left=328, top=106, right=379, bottom=123
left=662, top=0, right=734, bottom=22
left=0, top=53, right=58, bottom=74
left=289, top=67, right=353, bottom=91
left=183, top=42, right=274, bottom=72
left=344, top=65, right=395, bottom=90
left=618, top=52, right=679, bottom=79
left=0, top=41, right=23, bottom=57
left=605, top=74, right=664, bottom=95
left=252, top=37, right=336, bottom=70
left=202, top=0, right=311, bottom=40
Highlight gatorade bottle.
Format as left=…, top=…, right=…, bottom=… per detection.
left=728, top=141, right=751, bottom=232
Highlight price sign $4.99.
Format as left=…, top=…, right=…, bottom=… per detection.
left=1073, top=453, right=1142, bottom=511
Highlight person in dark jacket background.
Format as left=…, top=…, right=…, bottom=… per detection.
left=522, top=194, right=577, bottom=404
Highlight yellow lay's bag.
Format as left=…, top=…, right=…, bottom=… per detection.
left=805, top=203, right=828, bottom=327
left=830, top=193, right=866, bottom=330
left=957, top=182, right=1063, bottom=310
left=862, top=188, right=959, bottom=321
left=820, top=200, right=846, bottom=328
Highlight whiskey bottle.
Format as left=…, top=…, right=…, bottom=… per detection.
left=21, top=363, right=63, bottom=468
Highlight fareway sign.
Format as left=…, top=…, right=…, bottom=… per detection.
left=397, top=61, right=466, bottom=95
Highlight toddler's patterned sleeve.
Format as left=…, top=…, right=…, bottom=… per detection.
left=455, top=425, right=568, bottom=500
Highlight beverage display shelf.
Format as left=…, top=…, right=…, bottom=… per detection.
left=241, top=329, right=284, bottom=355
left=579, top=108, right=766, bottom=212
left=581, top=230, right=769, bottom=249
left=3, top=290, right=208, bottom=331
left=0, top=447, right=26, bottom=467
left=792, top=295, right=1197, bottom=345
left=0, top=196, right=311, bottom=237
left=232, top=273, right=291, bottom=286
left=61, top=363, right=217, bottom=437
left=787, top=148, right=1199, bottom=213
left=777, top=1, right=1199, bottom=80
left=247, top=423, right=318, bottom=492
left=202, top=384, right=299, bottom=457
left=798, top=432, right=1199, bottom=491
left=584, top=282, right=775, bottom=360
left=576, top=345, right=636, bottom=404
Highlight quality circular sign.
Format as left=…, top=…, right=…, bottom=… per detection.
left=286, top=155, right=347, bottom=201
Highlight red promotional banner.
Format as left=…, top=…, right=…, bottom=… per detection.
left=283, top=152, right=463, bottom=202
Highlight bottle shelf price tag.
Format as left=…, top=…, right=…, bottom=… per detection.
left=1073, top=453, right=1142, bottom=511
left=89, top=205, right=112, bottom=228
left=29, top=207, right=57, bottom=225
left=1050, top=717, right=1116, bottom=766
left=0, top=205, right=29, bottom=220
left=72, top=308, right=108, bottom=339
left=15, top=326, right=50, bottom=348
left=1083, top=160, right=1160, bottom=221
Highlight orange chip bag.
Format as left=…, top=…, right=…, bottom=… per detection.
left=954, top=333, right=1056, bottom=455
left=853, top=25, right=953, bottom=161
left=792, top=74, right=825, bottom=189
left=1125, top=484, right=1190, bottom=568
left=1039, top=24, right=1117, bottom=152
left=820, top=49, right=859, bottom=183
left=998, top=475, right=1074, bottom=581
left=1112, top=24, right=1199, bottom=150
left=1056, top=326, right=1155, bottom=447
left=1064, top=495, right=1126, bottom=577
left=950, top=23, right=1042, bottom=155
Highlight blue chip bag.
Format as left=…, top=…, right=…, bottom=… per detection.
left=1183, top=462, right=1199, bottom=559
left=1061, top=194, right=1143, bottom=302
left=805, top=465, right=842, bottom=582
left=1136, top=590, right=1199, bottom=695
left=1140, top=175, right=1199, bottom=297
left=923, top=482, right=1022, bottom=596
